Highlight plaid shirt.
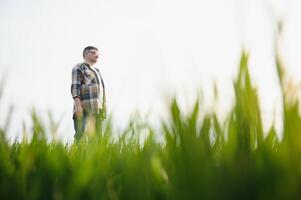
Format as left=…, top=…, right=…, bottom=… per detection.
left=71, top=62, right=106, bottom=114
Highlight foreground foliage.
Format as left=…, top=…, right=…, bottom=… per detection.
left=1, top=50, right=301, bottom=200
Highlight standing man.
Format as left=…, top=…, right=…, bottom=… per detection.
left=71, top=46, right=106, bottom=141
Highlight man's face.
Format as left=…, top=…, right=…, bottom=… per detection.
left=85, top=49, right=99, bottom=63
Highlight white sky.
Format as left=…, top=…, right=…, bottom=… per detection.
left=0, top=0, right=301, bottom=142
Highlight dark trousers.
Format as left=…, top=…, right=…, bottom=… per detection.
left=73, top=111, right=103, bottom=141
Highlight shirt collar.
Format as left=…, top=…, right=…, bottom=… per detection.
left=83, top=62, right=99, bottom=72
left=83, top=62, right=95, bottom=69
left=83, top=62, right=91, bottom=67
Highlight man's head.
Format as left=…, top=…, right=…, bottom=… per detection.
left=83, top=46, right=99, bottom=64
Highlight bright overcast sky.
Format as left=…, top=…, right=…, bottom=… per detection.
left=0, top=0, right=300, bottom=142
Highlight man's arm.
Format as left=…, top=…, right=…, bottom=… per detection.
left=74, top=97, right=83, bottom=118
left=71, top=66, right=83, bottom=118
left=71, top=66, right=82, bottom=98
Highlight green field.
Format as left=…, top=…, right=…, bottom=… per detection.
left=1, top=47, right=301, bottom=199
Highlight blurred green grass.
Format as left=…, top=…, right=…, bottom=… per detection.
left=1, top=26, right=301, bottom=199
left=1, top=50, right=300, bottom=200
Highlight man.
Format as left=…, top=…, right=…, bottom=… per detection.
left=71, top=46, right=106, bottom=141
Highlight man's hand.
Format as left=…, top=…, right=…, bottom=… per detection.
left=74, top=97, right=83, bottom=118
